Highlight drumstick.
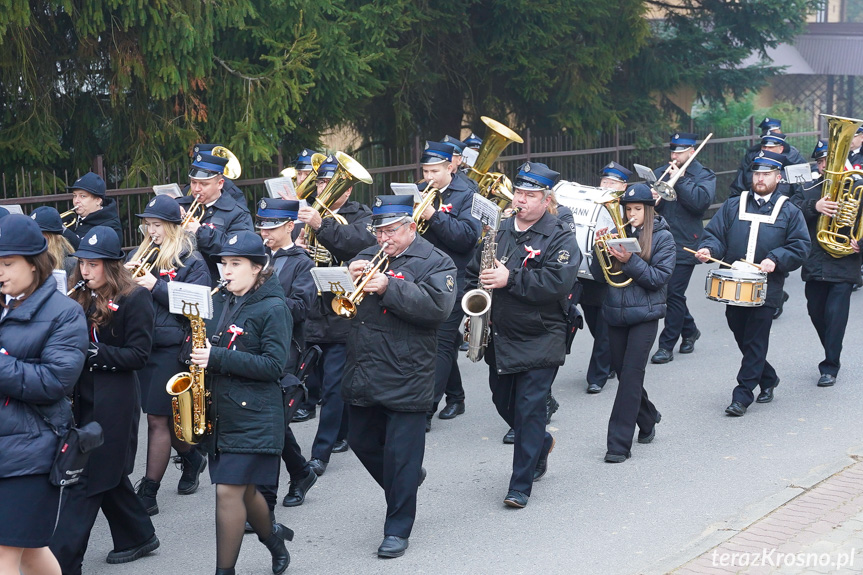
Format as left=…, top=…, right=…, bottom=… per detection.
left=682, top=247, right=734, bottom=268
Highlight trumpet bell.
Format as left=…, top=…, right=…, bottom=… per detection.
left=211, top=146, right=242, bottom=180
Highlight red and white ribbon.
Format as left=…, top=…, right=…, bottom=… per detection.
left=0, top=348, right=7, bottom=355
left=386, top=270, right=404, bottom=279
left=227, top=324, right=244, bottom=347
left=201, top=222, right=216, bottom=230
left=107, top=300, right=119, bottom=311
left=160, top=268, right=177, bottom=280
left=439, top=203, right=453, bottom=213
left=522, top=245, right=541, bottom=267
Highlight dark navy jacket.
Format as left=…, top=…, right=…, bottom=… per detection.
left=730, top=142, right=807, bottom=197
left=699, top=193, right=811, bottom=308
left=341, top=235, right=456, bottom=412
left=653, top=159, right=716, bottom=265
left=850, top=148, right=863, bottom=169
left=62, top=196, right=124, bottom=250
left=790, top=177, right=863, bottom=285
left=269, top=244, right=316, bottom=370
left=589, top=216, right=676, bottom=327
left=0, top=277, right=88, bottom=479
left=466, top=211, right=580, bottom=374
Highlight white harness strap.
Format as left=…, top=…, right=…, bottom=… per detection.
left=738, top=191, right=787, bottom=263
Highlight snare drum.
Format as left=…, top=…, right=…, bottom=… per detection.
left=704, top=269, right=767, bottom=307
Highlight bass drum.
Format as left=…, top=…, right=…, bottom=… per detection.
left=554, top=181, right=615, bottom=280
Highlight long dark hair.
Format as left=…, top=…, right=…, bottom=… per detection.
left=0, top=251, right=54, bottom=311
left=627, top=204, right=656, bottom=262
left=70, top=258, right=136, bottom=329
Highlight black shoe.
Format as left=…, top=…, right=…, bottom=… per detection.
left=282, top=470, right=318, bottom=507
left=773, top=291, right=790, bottom=320
left=817, top=374, right=836, bottom=387
left=332, top=439, right=349, bottom=453
left=650, top=348, right=673, bottom=364
left=534, top=436, right=555, bottom=480
left=106, top=534, right=160, bottom=564
left=607, top=370, right=616, bottom=380
left=177, top=449, right=207, bottom=495
left=503, top=490, right=529, bottom=508
left=545, top=394, right=559, bottom=425
left=307, top=458, right=327, bottom=477
left=377, top=535, right=409, bottom=558
left=679, top=329, right=701, bottom=354
left=291, top=407, right=316, bottom=423
left=586, top=383, right=603, bottom=394
left=502, top=428, right=515, bottom=444
left=419, top=467, right=426, bottom=487
left=215, top=569, right=236, bottom=575
left=260, top=523, right=293, bottom=575
left=134, top=477, right=160, bottom=516
left=604, top=451, right=631, bottom=463
left=637, top=411, right=661, bottom=444
left=438, top=402, right=465, bottom=420
left=725, top=401, right=747, bottom=417
left=425, top=413, right=432, bottom=433
left=756, top=386, right=774, bottom=403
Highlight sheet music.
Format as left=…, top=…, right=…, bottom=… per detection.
left=265, top=177, right=297, bottom=199
left=785, top=163, right=813, bottom=184
left=390, top=183, right=423, bottom=204
left=469, top=194, right=502, bottom=229
left=167, top=282, right=213, bottom=319
left=153, top=184, right=182, bottom=198
left=633, top=164, right=656, bottom=183
left=462, top=147, right=479, bottom=168
left=309, top=267, right=354, bottom=295
left=52, top=270, right=67, bottom=293
left=2, top=204, right=23, bottom=215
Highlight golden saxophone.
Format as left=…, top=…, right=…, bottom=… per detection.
left=166, top=302, right=211, bottom=444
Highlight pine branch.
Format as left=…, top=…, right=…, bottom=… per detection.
left=212, top=56, right=267, bottom=83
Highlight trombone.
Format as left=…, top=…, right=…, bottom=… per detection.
left=60, top=209, right=77, bottom=229
left=331, top=243, right=389, bottom=319
left=652, top=133, right=713, bottom=201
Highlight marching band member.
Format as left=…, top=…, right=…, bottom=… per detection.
left=849, top=126, right=863, bottom=169
left=294, top=148, right=318, bottom=185
left=730, top=117, right=806, bottom=197
left=31, top=206, right=77, bottom=276
left=466, top=162, right=579, bottom=508
left=441, top=136, right=480, bottom=190
left=191, top=144, right=246, bottom=203
left=193, top=231, right=293, bottom=575
left=591, top=184, right=675, bottom=463
left=254, top=199, right=319, bottom=510
left=61, top=172, right=124, bottom=249
left=125, top=196, right=211, bottom=516
left=51, top=226, right=159, bottom=574
left=695, top=151, right=810, bottom=416
left=650, top=133, right=716, bottom=365
left=464, top=132, right=483, bottom=151
left=296, top=155, right=377, bottom=475
left=0, top=215, right=87, bottom=575
left=179, top=152, right=254, bottom=287
left=418, top=141, right=482, bottom=430
left=791, top=140, right=862, bottom=387
left=341, top=195, right=457, bottom=557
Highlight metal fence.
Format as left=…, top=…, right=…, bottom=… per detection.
left=0, top=122, right=821, bottom=248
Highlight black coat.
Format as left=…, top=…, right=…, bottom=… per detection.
left=790, top=177, right=863, bottom=285
left=699, top=193, right=811, bottom=308
left=466, top=211, right=581, bottom=374
left=341, top=235, right=457, bottom=412
left=0, top=277, right=88, bottom=479
left=305, top=201, right=377, bottom=344
left=75, top=286, right=154, bottom=495
left=206, top=275, right=290, bottom=455
left=420, top=175, right=482, bottom=285
left=62, top=196, right=124, bottom=250
left=269, top=245, right=315, bottom=371
left=589, top=217, right=676, bottom=327
left=653, top=159, right=716, bottom=265
left=850, top=148, right=863, bottom=169
left=730, top=142, right=807, bottom=197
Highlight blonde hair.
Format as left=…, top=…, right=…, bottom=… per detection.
left=44, top=232, right=74, bottom=271
left=130, top=221, right=196, bottom=271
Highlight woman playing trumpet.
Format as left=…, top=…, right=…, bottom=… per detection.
left=124, top=195, right=211, bottom=515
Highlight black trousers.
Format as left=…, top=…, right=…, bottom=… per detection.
left=259, top=424, right=309, bottom=510
left=606, top=320, right=660, bottom=455
left=347, top=405, right=426, bottom=538
left=725, top=305, right=778, bottom=405
left=658, top=263, right=698, bottom=351
left=489, top=365, right=555, bottom=495
left=432, top=304, right=465, bottom=411
left=582, top=303, right=613, bottom=387
left=51, top=476, right=155, bottom=575
left=805, top=280, right=853, bottom=377
left=310, top=342, right=349, bottom=462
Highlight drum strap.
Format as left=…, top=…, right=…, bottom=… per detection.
left=738, top=192, right=787, bottom=263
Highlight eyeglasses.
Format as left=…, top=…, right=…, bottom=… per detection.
left=374, top=221, right=409, bottom=237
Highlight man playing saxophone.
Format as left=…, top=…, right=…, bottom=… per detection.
left=341, top=195, right=456, bottom=558
left=465, top=162, right=580, bottom=509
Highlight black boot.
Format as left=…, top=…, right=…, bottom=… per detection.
left=215, top=569, right=235, bottom=575
left=177, top=448, right=207, bottom=495
left=260, top=523, right=294, bottom=575
left=135, top=477, right=160, bottom=516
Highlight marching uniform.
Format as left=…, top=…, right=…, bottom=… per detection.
left=466, top=163, right=579, bottom=508
left=730, top=120, right=807, bottom=197
left=342, top=195, right=456, bottom=556
left=442, top=135, right=480, bottom=191
left=849, top=125, right=863, bottom=169
left=651, top=133, right=716, bottom=364
left=698, top=151, right=810, bottom=415
left=62, top=172, right=124, bottom=249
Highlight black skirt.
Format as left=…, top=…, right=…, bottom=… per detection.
left=138, top=345, right=185, bottom=416
left=0, top=474, right=60, bottom=547
left=208, top=453, right=278, bottom=486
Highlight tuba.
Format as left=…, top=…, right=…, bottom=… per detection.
left=461, top=226, right=497, bottom=362
left=294, top=152, right=327, bottom=200
left=166, top=302, right=212, bottom=444
left=593, top=190, right=633, bottom=288
left=331, top=243, right=389, bottom=319
left=467, top=116, right=524, bottom=209
left=816, top=114, right=863, bottom=258
left=211, top=146, right=242, bottom=180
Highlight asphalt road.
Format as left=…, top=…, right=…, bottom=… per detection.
left=81, top=266, right=863, bottom=575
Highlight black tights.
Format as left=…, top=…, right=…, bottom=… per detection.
left=215, top=484, right=273, bottom=570
left=145, top=414, right=192, bottom=482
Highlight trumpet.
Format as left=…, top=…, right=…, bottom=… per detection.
left=130, top=245, right=160, bottom=279
left=414, top=180, right=441, bottom=234
left=60, top=209, right=77, bottom=229
left=331, top=243, right=389, bottom=319
left=211, top=279, right=230, bottom=296
left=652, top=133, right=713, bottom=201
left=66, top=279, right=88, bottom=296
left=180, top=195, right=206, bottom=228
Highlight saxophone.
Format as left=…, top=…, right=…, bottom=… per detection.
left=461, top=227, right=497, bottom=362
left=166, top=302, right=211, bottom=444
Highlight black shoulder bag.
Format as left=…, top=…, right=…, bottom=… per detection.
left=31, top=401, right=104, bottom=487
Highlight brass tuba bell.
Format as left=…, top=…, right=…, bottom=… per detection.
left=211, top=146, right=242, bottom=180
left=467, top=116, right=524, bottom=209
left=816, top=114, right=863, bottom=258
